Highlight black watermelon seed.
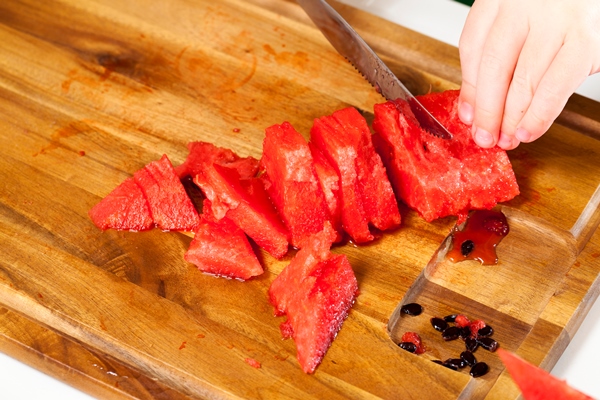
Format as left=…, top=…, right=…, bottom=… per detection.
left=444, top=358, right=467, bottom=369
left=470, top=362, right=489, bottom=378
left=442, top=326, right=460, bottom=341
left=444, top=314, right=458, bottom=323
left=461, top=240, right=475, bottom=257
left=430, top=317, right=448, bottom=332
left=431, top=360, right=444, bottom=365
left=478, top=325, right=494, bottom=337
left=398, top=342, right=417, bottom=353
left=400, top=303, right=423, bottom=316
left=465, top=337, right=479, bottom=352
left=478, top=337, right=499, bottom=352
left=442, top=362, right=458, bottom=371
left=460, top=351, right=477, bottom=366
left=459, top=326, right=471, bottom=340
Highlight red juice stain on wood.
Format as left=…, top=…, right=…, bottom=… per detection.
left=179, top=341, right=186, bottom=350
left=447, top=210, right=509, bottom=265
left=232, top=128, right=240, bottom=133
left=196, top=333, right=205, bottom=339
left=37, top=293, right=43, bottom=299
left=244, top=358, right=261, bottom=369
left=34, top=120, right=93, bottom=157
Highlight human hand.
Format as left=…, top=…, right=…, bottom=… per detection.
left=458, top=0, right=600, bottom=149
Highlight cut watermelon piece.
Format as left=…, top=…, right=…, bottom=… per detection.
left=184, top=199, right=263, bottom=280
left=309, top=142, right=342, bottom=237
left=497, top=348, right=593, bottom=400
left=175, top=141, right=259, bottom=180
left=372, top=89, right=520, bottom=223
left=269, top=224, right=359, bottom=373
left=133, top=154, right=200, bottom=231
left=89, top=177, right=154, bottom=231
left=261, top=122, right=331, bottom=248
left=194, top=163, right=290, bottom=259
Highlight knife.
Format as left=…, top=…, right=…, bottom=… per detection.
left=296, top=0, right=452, bottom=139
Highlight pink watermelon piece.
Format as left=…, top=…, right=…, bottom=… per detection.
left=133, top=154, right=200, bottom=231
left=194, top=163, right=290, bottom=259
left=184, top=199, right=263, bottom=280
left=269, top=223, right=359, bottom=373
left=175, top=141, right=259, bottom=180
left=497, top=348, right=594, bottom=400
left=372, top=89, right=519, bottom=223
left=260, top=121, right=332, bottom=248
left=309, top=142, right=342, bottom=238
left=88, top=177, right=154, bottom=231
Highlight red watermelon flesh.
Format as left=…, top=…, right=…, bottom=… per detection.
left=89, top=177, right=154, bottom=231
left=261, top=121, right=331, bottom=248
left=175, top=141, right=259, bottom=180
left=330, top=107, right=401, bottom=231
left=309, top=142, right=342, bottom=237
left=269, top=224, right=359, bottom=373
left=184, top=199, right=263, bottom=281
left=372, top=89, right=519, bottom=223
left=310, top=110, right=373, bottom=243
left=133, top=154, right=200, bottom=231
left=497, top=348, right=594, bottom=400
left=194, top=163, right=290, bottom=259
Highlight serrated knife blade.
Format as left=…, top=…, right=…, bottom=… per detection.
left=297, top=0, right=452, bottom=139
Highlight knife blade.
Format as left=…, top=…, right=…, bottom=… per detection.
left=296, top=0, right=452, bottom=140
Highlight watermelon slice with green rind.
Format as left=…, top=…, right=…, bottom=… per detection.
left=497, top=348, right=594, bottom=400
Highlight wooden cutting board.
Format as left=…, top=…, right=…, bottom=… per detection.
left=1, top=0, right=600, bottom=398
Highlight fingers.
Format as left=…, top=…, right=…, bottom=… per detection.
left=516, top=41, right=591, bottom=143
left=458, top=0, right=499, bottom=125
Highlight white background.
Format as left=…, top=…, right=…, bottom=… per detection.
left=2, top=0, right=599, bottom=398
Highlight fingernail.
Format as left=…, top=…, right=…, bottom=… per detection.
left=474, top=127, right=494, bottom=147
left=515, top=128, right=531, bottom=142
left=459, top=101, right=474, bottom=124
left=497, top=133, right=513, bottom=149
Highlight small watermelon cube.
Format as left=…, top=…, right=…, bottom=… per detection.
left=497, top=348, right=594, bottom=400
left=175, top=141, right=259, bottom=180
left=184, top=200, right=263, bottom=280
left=88, top=177, right=154, bottom=231
left=269, top=224, right=359, bottom=373
left=309, top=142, right=342, bottom=237
left=194, top=163, right=290, bottom=259
left=372, top=89, right=519, bottom=223
left=261, top=122, right=332, bottom=248
left=133, top=154, right=200, bottom=231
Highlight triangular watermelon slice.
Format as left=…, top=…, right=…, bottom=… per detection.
left=269, top=223, right=359, bottom=373
left=372, top=89, right=519, bottom=223
left=133, top=154, right=200, bottom=231
left=194, top=163, right=290, bottom=259
left=261, top=121, right=332, bottom=248
left=89, top=177, right=154, bottom=231
left=184, top=199, right=263, bottom=280
left=497, top=348, right=594, bottom=400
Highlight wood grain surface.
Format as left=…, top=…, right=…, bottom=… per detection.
left=1, top=0, right=600, bottom=398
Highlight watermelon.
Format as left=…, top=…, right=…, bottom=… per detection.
left=260, top=122, right=332, bottom=248
left=133, top=154, right=200, bottom=231
left=184, top=199, right=263, bottom=280
left=89, top=177, right=154, bottom=231
left=269, top=223, right=359, bottom=373
left=372, top=89, right=520, bottom=223
left=194, top=163, right=290, bottom=259
left=175, top=141, right=259, bottom=180
left=497, top=348, right=594, bottom=400
left=309, top=142, right=342, bottom=236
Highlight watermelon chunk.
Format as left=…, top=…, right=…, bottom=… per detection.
left=497, top=348, right=594, bottom=400
left=175, top=141, right=259, bottom=180
left=310, top=107, right=400, bottom=243
left=269, top=224, right=359, bottom=373
left=133, top=154, right=200, bottom=231
left=260, top=122, right=332, bottom=248
left=372, top=89, right=519, bottom=223
left=309, top=142, right=342, bottom=236
left=184, top=200, right=263, bottom=280
left=89, top=177, right=154, bottom=231
left=194, top=163, right=290, bottom=259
